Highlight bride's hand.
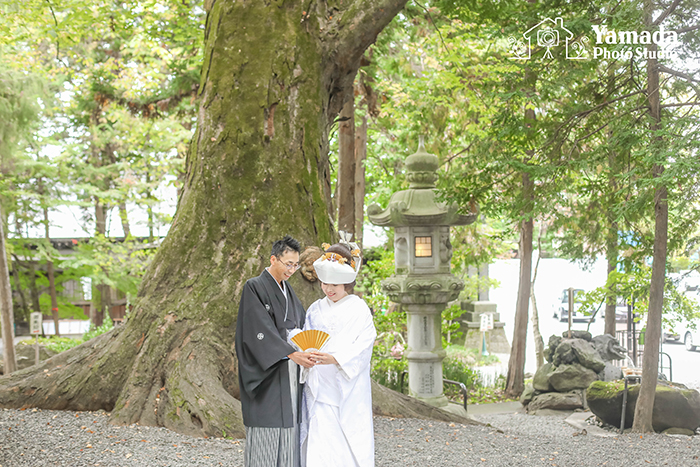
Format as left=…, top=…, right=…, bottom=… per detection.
left=309, top=351, right=337, bottom=365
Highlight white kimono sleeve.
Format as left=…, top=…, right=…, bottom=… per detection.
left=332, top=304, right=377, bottom=382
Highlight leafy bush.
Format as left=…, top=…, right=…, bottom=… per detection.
left=371, top=353, right=407, bottom=392
left=82, top=315, right=114, bottom=342
left=26, top=316, right=116, bottom=355
left=371, top=309, right=407, bottom=392
left=469, top=374, right=515, bottom=404
left=36, top=336, right=82, bottom=353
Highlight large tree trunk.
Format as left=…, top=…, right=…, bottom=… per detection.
left=505, top=65, right=536, bottom=397
left=92, top=199, right=108, bottom=327
left=604, top=228, right=618, bottom=336
left=119, top=202, right=131, bottom=237
left=26, top=259, right=42, bottom=314
left=633, top=1, right=665, bottom=432
left=530, top=221, right=544, bottom=370
left=337, top=94, right=356, bottom=234
left=604, top=148, right=618, bottom=336
left=0, top=204, right=17, bottom=374
left=505, top=172, right=534, bottom=397
left=10, top=256, right=29, bottom=321
left=44, top=206, right=61, bottom=337
left=0, top=0, right=410, bottom=438
left=146, top=172, right=155, bottom=242
left=355, top=114, right=367, bottom=246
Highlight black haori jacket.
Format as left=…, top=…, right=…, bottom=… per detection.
left=235, top=270, right=305, bottom=427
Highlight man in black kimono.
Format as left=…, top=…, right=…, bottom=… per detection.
left=236, top=235, right=315, bottom=467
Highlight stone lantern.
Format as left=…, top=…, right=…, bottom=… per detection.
left=367, top=137, right=476, bottom=409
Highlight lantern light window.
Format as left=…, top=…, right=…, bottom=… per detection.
left=415, top=236, right=432, bottom=257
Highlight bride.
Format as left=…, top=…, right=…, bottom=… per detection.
left=298, top=241, right=376, bottom=467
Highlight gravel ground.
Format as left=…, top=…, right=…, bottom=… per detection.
left=1, top=408, right=699, bottom=467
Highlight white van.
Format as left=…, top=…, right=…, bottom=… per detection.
left=682, top=327, right=699, bottom=352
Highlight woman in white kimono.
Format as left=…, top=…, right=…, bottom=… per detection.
left=298, top=240, right=376, bottom=467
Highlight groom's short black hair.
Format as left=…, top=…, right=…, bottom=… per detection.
left=271, top=235, right=301, bottom=257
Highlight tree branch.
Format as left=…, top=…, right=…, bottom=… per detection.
left=660, top=101, right=700, bottom=108
left=442, top=144, right=473, bottom=166
left=541, top=89, right=645, bottom=152
left=414, top=1, right=450, bottom=54
left=658, top=65, right=699, bottom=83
left=673, top=24, right=700, bottom=34
left=572, top=105, right=647, bottom=145
left=44, top=0, right=69, bottom=68
left=321, top=0, right=409, bottom=116
left=653, top=0, right=682, bottom=26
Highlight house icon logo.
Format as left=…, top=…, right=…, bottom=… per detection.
left=509, top=17, right=589, bottom=60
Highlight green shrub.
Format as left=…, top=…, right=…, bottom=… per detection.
left=371, top=355, right=407, bottom=392
left=36, top=336, right=82, bottom=353
left=371, top=309, right=407, bottom=392
left=82, top=315, right=114, bottom=342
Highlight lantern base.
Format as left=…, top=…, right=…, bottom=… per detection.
left=441, top=402, right=470, bottom=419
left=409, top=393, right=450, bottom=408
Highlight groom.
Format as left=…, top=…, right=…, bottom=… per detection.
left=235, top=235, right=314, bottom=467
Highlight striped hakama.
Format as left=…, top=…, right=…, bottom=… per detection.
left=244, top=359, right=300, bottom=467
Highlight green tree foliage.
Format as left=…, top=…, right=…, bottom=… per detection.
left=1, top=1, right=205, bottom=324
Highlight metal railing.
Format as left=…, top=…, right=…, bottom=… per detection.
left=615, top=330, right=673, bottom=380
left=399, top=371, right=470, bottom=413
left=615, top=330, right=645, bottom=367
left=443, top=379, right=469, bottom=413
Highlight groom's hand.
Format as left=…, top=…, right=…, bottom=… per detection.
left=288, top=351, right=315, bottom=368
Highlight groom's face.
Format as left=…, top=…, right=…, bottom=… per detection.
left=269, top=250, right=300, bottom=283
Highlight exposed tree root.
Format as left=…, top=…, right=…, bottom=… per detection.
left=371, top=381, right=479, bottom=425
left=0, top=328, right=134, bottom=412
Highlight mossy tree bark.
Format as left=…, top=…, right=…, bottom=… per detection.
left=530, top=222, right=545, bottom=370
left=354, top=114, right=368, bottom=245
left=0, top=204, right=18, bottom=374
left=505, top=67, right=537, bottom=397
left=632, top=0, right=666, bottom=433
left=505, top=176, right=533, bottom=398
left=337, top=94, right=356, bottom=234
left=0, top=0, right=409, bottom=438
left=604, top=146, right=619, bottom=337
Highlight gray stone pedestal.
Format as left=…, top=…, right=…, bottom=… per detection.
left=406, top=304, right=449, bottom=407
left=458, top=301, right=510, bottom=354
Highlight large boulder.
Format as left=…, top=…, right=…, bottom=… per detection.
left=520, top=383, right=536, bottom=406
left=591, top=334, right=627, bottom=362
left=532, top=362, right=555, bottom=392
left=0, top=341, right=57, bottom=374
left=569, top=339, right=605, bottom=373
left=587, top=380, right=700, bottom=431
left=549, top=363, right=598, bottom=392
left=528, top=391, right=584, bottom=412
left=544, top=335, right=562, bottom=363
left=598, top=362, right=623, bottom=382
left=553, top=339, right=578, bottom=366
left=562, top=330, right=592, bottom=341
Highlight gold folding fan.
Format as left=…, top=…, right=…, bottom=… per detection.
left=291, top=330, right=330, bottom=351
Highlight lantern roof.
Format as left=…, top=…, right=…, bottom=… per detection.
left=367, top=137, right=477, bottom=227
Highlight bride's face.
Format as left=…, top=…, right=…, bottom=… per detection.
left=321, top=282, right=347, bottom=302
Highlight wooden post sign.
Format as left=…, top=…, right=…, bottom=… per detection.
left=30, top=312, right=42, bottom=335
left=480, top=313, right=489, bottom=332
left=480, top=313, right=490, bottom=356
left=30, top=312, right=42, bottom=366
